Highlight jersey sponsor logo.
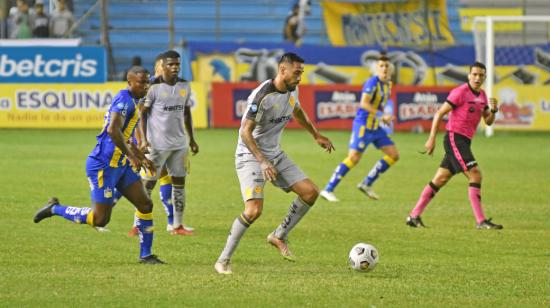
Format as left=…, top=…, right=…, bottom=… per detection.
left=268, top=114, right=292, bottom=124
left=163, top=104, right=185, bottom=112
left=0, top=47, right=106, bottom=83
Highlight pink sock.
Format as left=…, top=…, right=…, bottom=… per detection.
left=468, top=185, right=486, bottom=224
left=410, top=183, right=438, bottom=217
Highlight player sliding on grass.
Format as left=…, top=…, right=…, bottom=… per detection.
left=406, top=61, right=503, bottom=230
left=214, top=52, right=335, bottom=274
left=320, top=56, right=398, bottom=202
left=33, top=66, right=165, bottom=264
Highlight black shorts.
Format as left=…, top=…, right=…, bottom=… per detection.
left=440, top=132, right=477, bottom=175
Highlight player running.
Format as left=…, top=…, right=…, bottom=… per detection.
left=214, top=52, right=334, bottom=274
left=406, top=61, right=503, bottom=230
left=320, top=56, right=398, bottom=202
left=33, top=66, right=165, bottom=264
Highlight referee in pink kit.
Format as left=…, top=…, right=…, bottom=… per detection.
left=406, top=61, right=503, bottom=230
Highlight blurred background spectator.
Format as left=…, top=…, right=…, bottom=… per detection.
left=283, top=0, right=311, bottom=46
left=49, top=0, right=73, bottom=38
left=31, top=0, right=49, bottom=38
left=10, top=0, right=32, bottom=38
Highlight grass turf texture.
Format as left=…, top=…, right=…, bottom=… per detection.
left=0, top=129, right=549, bottom=307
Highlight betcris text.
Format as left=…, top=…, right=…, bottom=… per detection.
left=0, top=47, right=106, bottom=83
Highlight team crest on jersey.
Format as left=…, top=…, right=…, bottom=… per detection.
left=250, top=104, right=258, bottom=112
left=179, top=89, right=187, bottom=97
left=104, top=188, right=113, bottom=198
left=289, top=96, right=296, bottom=108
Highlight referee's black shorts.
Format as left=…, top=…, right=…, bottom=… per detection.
left=440, top=132, right=477, bottom=175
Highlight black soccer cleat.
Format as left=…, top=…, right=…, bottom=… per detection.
left=33, top=197, right=60, bottom=223
left=406, top=215, right=426, bottom=228
left=139, top=254, right=166, bottom=265
left=476, top=218, right=503, bottom=230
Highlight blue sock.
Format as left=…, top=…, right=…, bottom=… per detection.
left=324, top=158, right=354, bottom=192
left=52, top=205, right=93, bottom=225
left=159, top=183, right=174, bottom=226
left=364, top=156, right=394, bottom=186
left=135, top=211, right=154, bottom=258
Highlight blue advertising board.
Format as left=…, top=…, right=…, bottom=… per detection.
left=0, top=47, right=106, bottom=83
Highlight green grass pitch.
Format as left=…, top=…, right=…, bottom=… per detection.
left=0, top=128, right=549, bottom=306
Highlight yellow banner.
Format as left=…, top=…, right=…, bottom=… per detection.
left=321, top=0, right=454, bottom=46
left=0, top=82, right=208, bottom=128
left=459, top=8, right=523, bottom=32
left=494, top=85, right=550, bottom=130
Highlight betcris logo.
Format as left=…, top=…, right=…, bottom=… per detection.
left=0, top=47, right=106, bottom=83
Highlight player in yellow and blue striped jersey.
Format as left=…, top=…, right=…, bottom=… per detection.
left=33, top=66, right=165, bottom=264
left=321, top=56, right=399, bottom=202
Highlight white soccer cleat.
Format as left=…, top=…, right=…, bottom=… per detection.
left=95, top=226, right=110, bottom=232
left=357, top=183, right=379, bottom=200
left=166, top=224, right=174, bottom=232
left=214, top=259, right=232, bottom=274
left=320, top=190, right=339, bottom=202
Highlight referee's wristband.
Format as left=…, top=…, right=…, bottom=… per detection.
left=490, top=108, right=498, bottom=114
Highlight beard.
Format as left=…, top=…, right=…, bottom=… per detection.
left=285, top=81, right=297, bottom=92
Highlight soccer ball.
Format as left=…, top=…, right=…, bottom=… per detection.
left=348, top=243, right=379, bottom=272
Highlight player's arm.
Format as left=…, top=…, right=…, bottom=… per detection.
left=360, top=92, right=392, bottom=125
left=292, top=106, right=334, bottom=153
left=424, top=102, right=453, bottom=155
left=184, top=106, right=199, bottom=155
left=483, top=97, right=498, bottom=126
left=240, top=118, right=277, bottom=182
left=107, top=111, right=150, bottom=172
left=138, top=105, right=150, bottom=150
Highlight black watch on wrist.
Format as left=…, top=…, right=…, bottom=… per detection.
left=490, top=107, right=498, bottom=114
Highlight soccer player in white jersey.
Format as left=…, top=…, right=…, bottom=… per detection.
left=214, top=52, right=335, bottom=274
left=139, top=50, right=199, bottom=236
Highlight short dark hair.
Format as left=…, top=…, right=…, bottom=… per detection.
left=127, top=66, right=148, bottom=76
left=378, top=55, right=390, bottom=62
left=162, top=50, right=181, bottom=60
left=154, top=53, right=164, bottom=62
left=278, top=52, right=304, bottom=65
left=470, top=61, right=486, bottom=72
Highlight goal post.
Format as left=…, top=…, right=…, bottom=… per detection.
left=472, top=15, right=550, bottom=137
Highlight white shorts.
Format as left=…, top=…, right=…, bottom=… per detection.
left=142, top=147, right=189, bottom=180
left=236, top=152, right=307, bottom=201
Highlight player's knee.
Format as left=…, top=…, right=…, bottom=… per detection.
left=349, top=153, right=361, bottom=165
left=301, top=185, right=319, bottom=204
left=469, top=168, right=482, bottom=182
left=390, top=152, right=400, bottom=162
left=433, top=175, right=449, bottom=187
left=246, top=206, right=262, bottom=221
